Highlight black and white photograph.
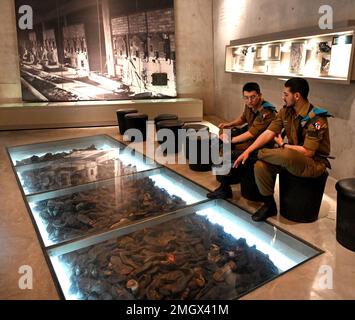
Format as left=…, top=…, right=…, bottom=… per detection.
left=15, top=0, right=176, bottom=102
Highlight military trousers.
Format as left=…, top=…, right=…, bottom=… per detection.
left=255, top=148, right=327, bottom=196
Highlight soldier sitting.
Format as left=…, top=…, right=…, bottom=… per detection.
left=207, top=82, right=277, bottom=199
left=234, top=77, right=332, bottom=222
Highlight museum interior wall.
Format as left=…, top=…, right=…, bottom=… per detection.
left=175, top=0, right=214, bottom=114
left=213, top=0, right=355, bottom=180
left=0, top=0, right=21, bottom=102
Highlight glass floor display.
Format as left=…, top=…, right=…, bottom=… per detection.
left=7, top=134, right=322, bottom=300
left=8, top=135, right=159, bottom=195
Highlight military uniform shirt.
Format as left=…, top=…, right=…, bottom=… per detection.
left=268, top=102, right=331, bottom=158
left=240, top=101, right=277, bottom=138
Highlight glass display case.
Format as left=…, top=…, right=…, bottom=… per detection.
left=26, top=167, right=209, bottom=247
left=48, top=200, right=321, bottom=300
left=7, top=135, right=322, bottom=300
left=8, top=135, right=159, bottom=195
left=225, top=23, right=355, bottom=84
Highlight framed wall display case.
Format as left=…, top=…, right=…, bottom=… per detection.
left=225, top=21, right=355, bottom=84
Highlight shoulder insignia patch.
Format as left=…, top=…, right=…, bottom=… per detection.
left=261, top=101, right=277, bottom=112
left=301, top=106, right=332, bottom=127
left=314, top=121, right=321, bottom=130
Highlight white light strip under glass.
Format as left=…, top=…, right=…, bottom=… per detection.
left=149, top=173, right=202, bottom=204
left=197, top=208, right=298, bottom=271
left=50, top=256, right=81, bottom=300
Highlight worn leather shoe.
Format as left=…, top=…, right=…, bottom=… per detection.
left=207, top=185, right=233, bottom=199
left=252, top=196, right=277, bottom=221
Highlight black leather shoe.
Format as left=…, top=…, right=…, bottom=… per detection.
left=252, top=196, right=277, bottom=221
left=207, top=185, right=233, bottom=199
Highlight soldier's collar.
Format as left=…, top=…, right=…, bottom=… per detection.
left=294, top=101, right=311, bottom=119
left=250, top=99, right=264, bottom=114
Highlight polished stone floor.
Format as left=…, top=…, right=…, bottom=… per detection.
left=0, top=121, right=354, bottom=300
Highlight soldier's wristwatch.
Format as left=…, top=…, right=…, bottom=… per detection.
left=281, top=142, right=288, bottom=148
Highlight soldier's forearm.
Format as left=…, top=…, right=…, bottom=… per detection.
left=245, top=130, right=276, bottom=154
left=228, top=117, right=244, bottom=127
left=232, top=131, right=254, bottom=144
left=283, top=144, right=315, bottom=158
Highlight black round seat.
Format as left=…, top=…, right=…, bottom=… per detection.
left=188, top=133, right=217, bottom=172
left=156, top=119, right=185, bottom=129
left=154, top=114, right=178, bottom=130
left=279, top=170, right=329, bottom=223
left=156, top=119, right=185, bottom=153
left=183, top=123, right=210, bottom=132
left=183, top=124, right=210, bottom=159
left=124, top=113, right=148, bottom=142
left=116, top=108, right=138, bottom=135
left=336, top=178, right=355, bottom=251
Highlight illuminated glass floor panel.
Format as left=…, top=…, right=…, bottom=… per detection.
left=8, top=135, right=159, bottom=195
left=26, top=167, right=208, bottom=247
left=48, top=200, right=320, bottom=300
left=7, top=134, right=322, bottom=300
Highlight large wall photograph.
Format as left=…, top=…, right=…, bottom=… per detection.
left=15, top=0, right=176, bottom=102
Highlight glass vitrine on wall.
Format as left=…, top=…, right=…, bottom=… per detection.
left=225, top=22, right=355, bottom=84
left=7, top=134, right=322, bottom=300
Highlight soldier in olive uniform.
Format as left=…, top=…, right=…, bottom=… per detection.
left=234, top=78, right=332, bottom=221
left=207, top=82, right=277, bottom=199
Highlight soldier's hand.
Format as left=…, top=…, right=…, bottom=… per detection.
left=218, top=123, right=228, bottom=129
left=233, top=151, right=249, bottom=168
left=274, top=134, right=284, bottom=147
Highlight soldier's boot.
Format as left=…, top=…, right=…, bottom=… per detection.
left=207, top=184, right=233, bottom=199
left=252, top=195, right=277, bottom=222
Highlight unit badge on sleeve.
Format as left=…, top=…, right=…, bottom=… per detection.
left=314, top=121, right=321, bottom=130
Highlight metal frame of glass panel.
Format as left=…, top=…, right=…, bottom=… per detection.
left=6, top=134, right=323, bottom=300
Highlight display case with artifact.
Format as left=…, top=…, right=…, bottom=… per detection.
left=225, top=21, right=355, bottom=83
left=8, top=135, right=159, bottom=195
left=328, top=34, right=353, bottom=78
left=7, top=135, right=322, bottom=300
left=26, top=167, right=208, bottom=246
left=48, top=200, right=321, bottom=300
left=289, top=41, right=307, bottom=74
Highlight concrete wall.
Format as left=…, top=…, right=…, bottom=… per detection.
left=213, top=0, right=355, bottom=179
left=175, top=0, right=214, bottom=114
left=0, top=0, right=215, bottom=113
left=0, top=0, right=21, bottom=102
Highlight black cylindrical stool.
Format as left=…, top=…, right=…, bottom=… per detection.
left=183, top=124, right=209, bottom=159
left=336, top=178, right=355, bottom=251
left=183, top=123, right=209, bottom=131
left=279, top=170, right=329, bottom=223
left=240, top=158, right=263, bottom=202
left=188, top=133, right=216, bottom=172
left=154, top=114, right=178, bottom=130
left=156, top=119, right=185, bottom=153
left=116, top=108, right=138, bottom=135
left=124, top=113, right=148, bottom=142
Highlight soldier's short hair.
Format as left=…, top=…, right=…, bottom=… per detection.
left=243, top=82, right=261, bottom=94
left=285, top=78, right=309, bottom=100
